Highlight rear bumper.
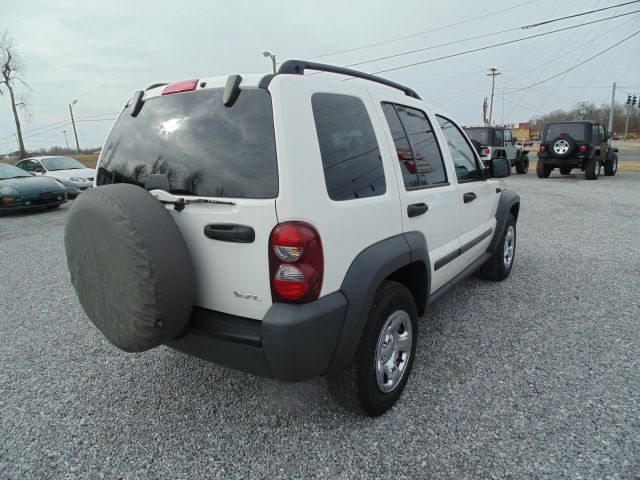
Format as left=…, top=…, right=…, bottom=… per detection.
left=166, top=292, right=348, bottom=382
left=538, top=154, right=588, bottom=167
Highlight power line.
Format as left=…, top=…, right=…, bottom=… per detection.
left=0, top=111, right=119, bottom=141
left=307, top=0, right=542, bottom=60
left=522, top=0, right=640, bottom=28
left=504, top=29, right=640, bottom=94
left=352, top=10, right=640, bottom=76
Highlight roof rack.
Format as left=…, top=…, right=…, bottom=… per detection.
left=277, top=60, right=421, bottom=100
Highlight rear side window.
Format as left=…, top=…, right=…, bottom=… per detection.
left=97, top=88, right=278, bottom=198
left=381, top=102, right=447, bottom=188
left=311, top=93, right=385, bottom=201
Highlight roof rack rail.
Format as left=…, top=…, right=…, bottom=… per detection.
left=277, top=60, right=421, bottom=100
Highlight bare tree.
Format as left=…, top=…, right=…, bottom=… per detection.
left=0, top=31, right=30, bottom=158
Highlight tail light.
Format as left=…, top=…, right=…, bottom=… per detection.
left=579, top=145, right=588, bottom=152
left=539, top=145, right=547, bottom=153
left=269, top=222, right=323, bottom=303
left=162, top=79, right=199, bottom=95
left=483, top=148, right=490, bottom=156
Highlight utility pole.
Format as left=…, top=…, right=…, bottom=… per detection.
left=62, top=130, right=69, bottom=149
left=487, top=68, right=501, bottom=125
left=608, top=82, right=616, bottom=138
left=68, top=100, right=81, bottom=154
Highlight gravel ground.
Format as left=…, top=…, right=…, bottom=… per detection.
left=1, top=172, right=639, bottom=479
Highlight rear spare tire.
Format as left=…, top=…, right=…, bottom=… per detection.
left=64, top=184, right=196, bottom=352
left=550, top=136, right=575, bottom=159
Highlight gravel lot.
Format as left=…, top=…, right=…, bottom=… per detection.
left=1, top=172, right=639, bottom=479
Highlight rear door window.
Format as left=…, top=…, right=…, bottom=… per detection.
left=311, top=93, right=386, bottom=201
left=97, top=88, right=278, bottom=199
left=381, top=102, right=447, bottom=188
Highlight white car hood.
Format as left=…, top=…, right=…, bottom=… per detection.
left=46, top=168, right=96, bottom=181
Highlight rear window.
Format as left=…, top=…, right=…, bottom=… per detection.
left=543, top=123, right=588, bottom=142
left=464, top=128, right=492, bottom=146
left=311, top=93, right=385, bottom=201
left=97, top=88, right=278, bottom=198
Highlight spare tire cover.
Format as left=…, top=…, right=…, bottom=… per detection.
left=65, top=184, right=196, bottom=352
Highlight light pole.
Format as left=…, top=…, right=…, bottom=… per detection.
left=69, top=99, right=81, bottom=154
left=487, top=68, right=501, bottom=126
left=262, top=51, right=276, bottom=74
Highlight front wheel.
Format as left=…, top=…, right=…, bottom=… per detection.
left=515, top=155, right=529, bottom=174
left=536, top=160, right=551, bottom=178
left=328, top=281, right=418, bottom=417
left=604, top=154, right=618, bottom=176
left=585, top=156, right=601, bottom=180
left=480, top=214, right=516, bottom=281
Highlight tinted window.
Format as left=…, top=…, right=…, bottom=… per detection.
left=312, top=93, right=385, bottom=200
left=382, top=103, right=420, bottom=188
left=16, top=160, right=33, bottom=171
left=436, top=115, right=482, bottom=182
left=543, top=123, right=587, bottom=142
left=464, top=128, right=491, bottom=145
left=495, top=129, right=504, bottom=144
left=97, top=88, right=278, bottom=198
left=599, top=125, right=605, bottom=141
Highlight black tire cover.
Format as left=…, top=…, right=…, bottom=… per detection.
left=550, top=135, right=575, bottom=158
left=469, top=139, right=483, bottom=155
left=64, top=184, right=196, bottom=352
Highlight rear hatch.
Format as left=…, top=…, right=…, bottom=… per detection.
left=96, top=83, right=278, bottom=320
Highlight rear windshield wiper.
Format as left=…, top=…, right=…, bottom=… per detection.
left=148, top=189, right=235, bottom=211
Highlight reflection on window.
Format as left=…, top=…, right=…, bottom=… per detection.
left=436, top=115, right=481, bottom=182
left=381, top=102, right=447, bottom=189
left=312, top=93, right=386, bottom=201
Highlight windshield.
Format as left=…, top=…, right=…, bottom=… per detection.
left=97, top=88, right=278, bottom=198
left=41, top=156, right=85, bottom=171
left=464, top=128, right=493, bottom=146
left=0, top=164, right=31, bottom=180
left=543, top=123, right=587, bottom=142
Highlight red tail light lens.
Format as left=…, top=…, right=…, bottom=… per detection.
left=539, top=145, right=547, bottom=153
left=269, top=222, right=323, bottom=303
left=162, top=79, right=199, bottom=95
left=483, top=148, right=490, bottom=156
left=579, top=145, right=588, bottom=152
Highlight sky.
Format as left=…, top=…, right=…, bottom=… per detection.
left=1, top=0, right=639, bottom=153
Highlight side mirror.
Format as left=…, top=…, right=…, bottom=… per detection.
left=490, top=157, right=510, bottom=178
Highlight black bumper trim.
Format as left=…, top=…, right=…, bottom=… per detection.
left=166, top=291, right=348, bottom=382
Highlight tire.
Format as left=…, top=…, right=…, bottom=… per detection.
left=585, top=156, right=601, bottom=180
left=536, top=159, right=551, bottom=178
left=515, top=155, right=529, bottom=174
left=480, top=214, right=516, bottom=282
left=550, top=135, right=576, bottom=159
left=64, top=184, right=196, bottom=352
left=604, top=154, right=618, bottom=176
left=328, top=281, right=418, bottom=417
left=559, top=167, right=572, bottom=175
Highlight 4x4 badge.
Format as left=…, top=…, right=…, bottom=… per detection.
left=233, top=291, right=262, bottom=302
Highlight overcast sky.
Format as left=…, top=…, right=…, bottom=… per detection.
left=1, top=0, right=639, bottom=153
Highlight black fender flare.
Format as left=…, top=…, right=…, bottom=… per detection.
left=488, top=190, right=520, bottom=253
left=326, top=232, right=430, bottom=374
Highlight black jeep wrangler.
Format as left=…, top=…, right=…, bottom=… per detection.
left=536, top=121, right=618, bottom=180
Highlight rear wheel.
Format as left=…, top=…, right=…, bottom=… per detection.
left=515, top=155, right=529, bottom=174
left=604, top=154, right=618, bottom=176
left=536, top=159, right=551, bottom=178
left=560, top=167, right=572, bottom=175
left=585, top=156, right=601, bottom=180
left=480, top=214, right=516, bottom=281
left=328, top=281, right=417, bottom=417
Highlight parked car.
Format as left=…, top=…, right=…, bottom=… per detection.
left=0, top=163, right=66, bottom=214
left=64, top=61, right=520, bottom=416
left=463, top=126, right=530, bottom=174
left=536, top=121, right=618, bottom=180
left=15, top=156, right=95, bottom=197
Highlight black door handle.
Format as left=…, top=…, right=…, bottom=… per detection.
left=204, top=224, right=255, bottom=243
left=463, top=192, right=477, bottom=203
left=407, top=203, right=428, bottom=218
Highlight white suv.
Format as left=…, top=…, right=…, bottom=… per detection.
left=64, top=60, right=520, bottom=416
